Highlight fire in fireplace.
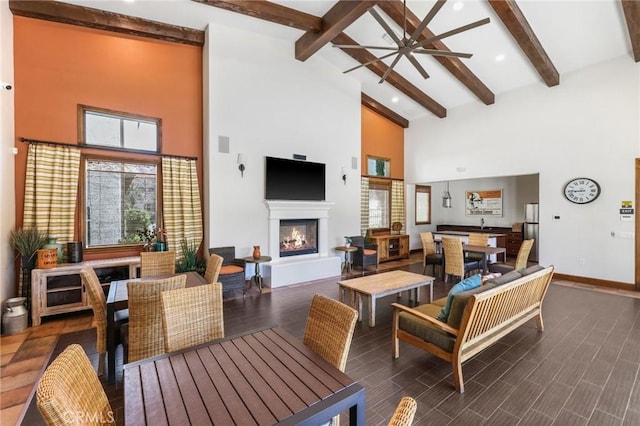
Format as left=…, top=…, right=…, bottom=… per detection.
left=279, top=219, right=318, bottom=257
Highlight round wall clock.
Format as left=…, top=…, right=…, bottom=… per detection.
left=563, top=177, right=601, bottom=204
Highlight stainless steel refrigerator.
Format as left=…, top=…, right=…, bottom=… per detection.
left=524, top=203, right=539, bottom=262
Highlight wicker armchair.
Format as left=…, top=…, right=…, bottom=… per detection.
left=388, top=397, right=417, bottom=426
left=121, top=275, right=186, bottom=363
left=140, top=251, right=176, bottom=278
left=466, top=233, right=488, bottom=273
left=79, top=267, right=128, bottom=376
left=349, top=236, right=378, bottom=275
left=204, top=253, right=223, bottom=284
left=420, top=232, right=443, bottom=277
left=490, top=239, right=534, bottom=274
left=442, top=237, right=480, bottom=283
left=160, top=283, right=224, bottom=352
left=209, top=247, right=246, bottom=295
left=37, top=344, right=114, bottom=426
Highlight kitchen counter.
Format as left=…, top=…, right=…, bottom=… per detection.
left=432, top=230, right=507, bottom=238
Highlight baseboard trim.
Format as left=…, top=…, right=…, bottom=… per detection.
left=553, top=273, right=636, bottom=291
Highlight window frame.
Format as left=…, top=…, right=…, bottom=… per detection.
left=366, top=156, right=391, bottom=178
left=415, top=185, right=432, bottom=225
left=368, top=178, right=392, bottom=229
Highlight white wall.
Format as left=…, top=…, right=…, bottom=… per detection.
left=1, top=2, right=16, bottom=305
left=406, top=56, right=639, bottom=284
left=204, top=24, right=361, bottom=259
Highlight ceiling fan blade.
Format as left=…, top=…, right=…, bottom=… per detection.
left=368, top=7, right=403, bottom=47
left=406, top=54, right=430, bottom=79
left=379, top=53, right=403, bottom=83
left=412, top=49, right=473, bottom=59
left=343, top=52, right=398, bottom=74
left=408, top=0, right=446, bottom=44
left=413, top=17, right=491, bottom=49
left=333, top=45, right=400, bottom=51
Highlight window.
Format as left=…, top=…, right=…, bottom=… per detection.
left=367, top=156, right=390, bottom=177
left=81, top=105, right=160, bottom=152
left=85, top=159, right=158, bottom=248
left=415, top=185, right=432, bottom=224
left=368, top=179, right=391, bottom=228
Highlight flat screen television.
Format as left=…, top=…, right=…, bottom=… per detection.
left=265, top=156, right=326, bottom=201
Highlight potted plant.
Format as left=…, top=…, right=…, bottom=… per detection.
left=138, top=224, right=157, bottom=252
left=10, top=227, right=48, bottom=313
left=344, top=236, right=352, bottom=248
left=175, top=238, right=205, bottom=274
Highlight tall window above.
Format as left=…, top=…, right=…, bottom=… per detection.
left=81, top=105, right=160, bottom=152
left=368, top=179, right=391, bottom=228
left=85, top=160, right=158, bottom=248
left=367, top=156, right=390, bottom=177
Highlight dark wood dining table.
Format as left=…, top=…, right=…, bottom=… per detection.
left=106, top=271, right=207, bottom=384
left=124, top=326, right=366, bottom=425
left=463, top=244, right=507, bottom=274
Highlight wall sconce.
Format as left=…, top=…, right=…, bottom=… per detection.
left=442, top=181, right=452, bottom=208
left=237, top=153, right=245, bottom=178
left=341, top=167, right=347, bottom=185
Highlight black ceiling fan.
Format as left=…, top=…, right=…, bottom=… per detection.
left=334, top=0, right=490, bottom=83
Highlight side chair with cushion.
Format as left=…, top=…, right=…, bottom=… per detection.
left=349, top=235, right=378, bottom=275
left=160, top=283, right=224, bottom=353
left=420, top=232, right=443, bottom=277
left=204, top=253, right=224, bottom=284
left=490, top=239, right=534, bottom=275
left=140, top=251, right=176, bottom=278
left=388, top=397, right=417, bottom=426
left=209, top=246, right=247, bottom=295
left=37, top=344, right=114, bottom=426
left=466, top=232, right=488, bottom=273
left=121, top=275, right=186, bottom=363
left=79, top=267, right=128, bottom=376
left=442, top=237, right=480, bottom=283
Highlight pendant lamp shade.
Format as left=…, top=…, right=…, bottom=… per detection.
left=443, top=181, right=452, bottom=208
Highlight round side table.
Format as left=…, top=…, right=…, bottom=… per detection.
left=243, top=256, right=272, bottom=293
left=335, top=246, right=357, bottom=275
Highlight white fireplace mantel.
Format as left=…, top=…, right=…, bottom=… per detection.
left=264, top=200, right=340, bottom=288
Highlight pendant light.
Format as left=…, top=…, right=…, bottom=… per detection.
left=442, top=181, right=452, bottom=208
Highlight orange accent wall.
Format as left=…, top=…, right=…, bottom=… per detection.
left=361, top=105, right=404, bottom=180
left=13, top=17, right=203, bottom=260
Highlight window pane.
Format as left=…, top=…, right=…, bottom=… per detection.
left=123, top=120, right=157, bottom=151
left=367, top=157, right=390, bottom=177
left=84, top=108, right=159, bottom=152
left=369, top=188, right=389, bottom=228
left=86, top=160, right=157, bottom=247
left=85, top=113, right=121, bottom=147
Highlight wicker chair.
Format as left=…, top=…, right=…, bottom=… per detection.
left=442, top=237, right=480, bottom=283
left=303, top=294, right=358, bottom=426
left=79, top=267, right=128, bottom=376
left=466, top=232, right=488, bottom=273
left=490, top=239, right=535, bottom=274
left=140, top=251, right=176, bottom=278
left=349, top=236, right=378, bottom=275
left=160, top=283, right=224, bottom=353
left=209, top=247, right=246, bottom=295
left=204, top=253, right=223, bottom=284
left=121, top=275, right=186, bottom=363
left=388, top=397, right=417, bottom=426
left=37, top=344, right=114, bottom=426
left=420, top=232, right=443, bottom=277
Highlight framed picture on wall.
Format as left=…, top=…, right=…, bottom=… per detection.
left=465, top=189, right=503, bottom=216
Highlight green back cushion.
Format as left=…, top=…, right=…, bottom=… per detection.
left=436, top=274, right=482, bottom=322
left=519, top=264, right=545, bottom=276
left=485, top=270, right=522, bottom=286
left=447, top=283, right=497, bottom=329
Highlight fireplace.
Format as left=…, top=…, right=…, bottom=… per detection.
left=279, top=219, right=318, bottom=257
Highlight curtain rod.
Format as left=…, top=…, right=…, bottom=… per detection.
left=19, top=137, right=198, bottom=161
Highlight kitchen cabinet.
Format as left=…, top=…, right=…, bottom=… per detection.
left=369, top=234, right=410, bottom=262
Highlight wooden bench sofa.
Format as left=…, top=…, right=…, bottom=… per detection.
left=391, top=265, right=555, bottom=393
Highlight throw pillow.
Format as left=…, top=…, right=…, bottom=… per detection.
left=436, top=274, right=482, bottom=322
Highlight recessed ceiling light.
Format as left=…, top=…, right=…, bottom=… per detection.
left=382, top=33, right=395, bottom=45
left=453, top=2, right=464, bottom=12
left=495, top=54, right=506, bottom=62
left=391, top=96, right=399, bottom=103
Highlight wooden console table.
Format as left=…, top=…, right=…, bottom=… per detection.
left=31, top=256, right=140, bottom=326
left=368, top=234, right=409, bottom=262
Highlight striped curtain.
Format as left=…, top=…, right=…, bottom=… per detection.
left=162, top=157, right=203, bottom=259
left=22, top=143, right=81, bottom=294
left=391, top=179, right=405, bottom=230
left=360, top=177, right=370, bottom=237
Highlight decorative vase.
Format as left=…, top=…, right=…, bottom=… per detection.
left=67, top=242, right=83, bottom=263
left=154, top=242, right=166, bottom=252
left=43, top=237, right=63, bottom=264
left=37, top=248, right=58, bottom=269
left=252, top=246, right=261, bottom=259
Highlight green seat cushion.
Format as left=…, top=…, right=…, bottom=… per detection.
left=436, top=274, right=482, bottom=322
left=398, top=304, right=456, bottom=353
left=433, top=297, right=447, bottom=307
left=447, top=283, right=497, bottom=329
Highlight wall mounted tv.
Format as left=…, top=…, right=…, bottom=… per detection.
left=265, top=156, right=326, bottom=201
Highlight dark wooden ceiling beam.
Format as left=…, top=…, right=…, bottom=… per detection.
left=378, top=0, right=495, bottom=106
left=488, top=0, right=559, bottom=87
left=621, top=0, right=640, bottom=62
left=295, top=1, right=377, bottom=62
left=9, top=0, right=204, bottom=46
left=194, top=0, right=321, bottom=32
left=361, top=93, right=409, bottom=128
left=333, top=33, right=446, bottom=118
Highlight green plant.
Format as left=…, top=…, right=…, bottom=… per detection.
left=175, top=238, right=205, bottom=274
left=344, top=236, right=353, bottom=245
left=10, top=228, right=48, bottom=266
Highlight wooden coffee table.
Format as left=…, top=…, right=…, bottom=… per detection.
left=337, top=270, right=434, bottom=327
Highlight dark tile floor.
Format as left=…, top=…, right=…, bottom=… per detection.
left=3, top=254, right=640, bottom=425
